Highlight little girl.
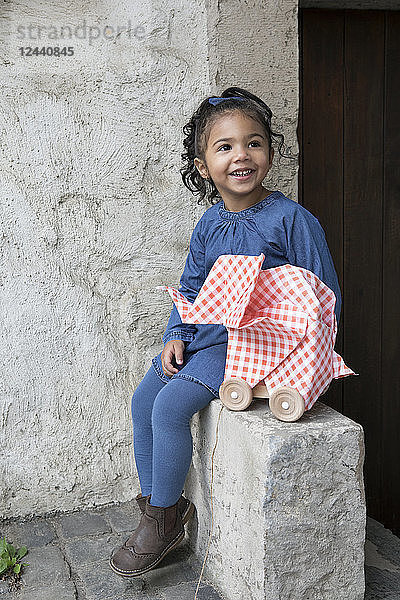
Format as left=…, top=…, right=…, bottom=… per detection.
left=109, top=87, right=342, bottom=577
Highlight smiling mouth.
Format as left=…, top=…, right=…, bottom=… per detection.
left=229, top=168, right=255, bottom=178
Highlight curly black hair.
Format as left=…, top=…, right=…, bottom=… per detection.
left=180, top=86, right=294, bottom=205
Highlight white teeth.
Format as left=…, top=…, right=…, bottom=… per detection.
left=231, top=169, right=253, bottom=176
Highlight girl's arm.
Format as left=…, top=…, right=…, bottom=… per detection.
left=284, top=205, right=342, bottom=325
left=162, top=219, right=206, bottom=345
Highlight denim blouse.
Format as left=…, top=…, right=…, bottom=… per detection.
left=151, top=190, right=342, bottom=397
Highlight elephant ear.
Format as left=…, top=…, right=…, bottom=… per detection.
left=188, top=253, right=265, bottom=325
left=332, top=352, right=357, bottom=379
left=157, top=255, right=228, bottom=326
left=158, top=253, right=266, bottom=326
left=182, top=254, right=231, bottom=325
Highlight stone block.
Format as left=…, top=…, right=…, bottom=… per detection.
left=0, top=519, right=56, bottom=548
left=366, top=517, right=400, bottom=568
left=161, top=582, right=225, bottom=599
left=140, top=540, right=199, bottom=590
left=20, top=546, right=70, bottom=588
left=104, top=502, right=140, bottom=533
left=64, top=532, right=122, bottom=566
left=56, top=510, right=111, bottom=538
left=75, top=559, right=144, bottom=600
left=0, top=581, right=10, bottom=595
left=186, top=399, right=366, bottom=600
left=2, top=582, right=77, bottom=600
left=364, top=517, right=400, bottom=600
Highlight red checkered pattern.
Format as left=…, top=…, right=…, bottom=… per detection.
left=157, top=254, right=356, bottom=411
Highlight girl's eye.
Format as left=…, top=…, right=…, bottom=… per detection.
left=217, top=140, right=262, bottom=152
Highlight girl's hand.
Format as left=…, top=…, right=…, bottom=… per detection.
left=161, top=340, right=185, bottom=377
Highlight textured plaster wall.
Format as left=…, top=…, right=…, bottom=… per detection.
left=0, top=0, right=299, bottom=518
left=0, top=0, right=209, bottom=518
left=206, top=0, right=300, bottom=198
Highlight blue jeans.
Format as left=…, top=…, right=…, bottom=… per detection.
left=131, top=364, right=215, bottom=507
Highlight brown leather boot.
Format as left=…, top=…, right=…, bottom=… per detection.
left=135, top=492, right=150, bottom=514
left=136, top=490, right=194, bottom=525
left=109, top=496, right=185, bottom=577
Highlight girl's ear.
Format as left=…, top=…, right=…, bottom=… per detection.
left=194, top=157, right=209, bottom=180
left=269, top=147, right=274, bottom=165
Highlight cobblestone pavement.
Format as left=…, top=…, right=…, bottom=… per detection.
left=0, top=499, right=224, bottom=600
left=364, top=518, right=400, bottom=600
left=0, top=499, right=399, bottom=599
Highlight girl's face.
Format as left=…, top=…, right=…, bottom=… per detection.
left=194, top=111, right=274, bottom=211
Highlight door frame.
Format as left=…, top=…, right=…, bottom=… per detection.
left=300, top=0, right=400, bottom=8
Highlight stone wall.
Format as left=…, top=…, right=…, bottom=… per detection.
left=0, top=0, right=299, bottom=517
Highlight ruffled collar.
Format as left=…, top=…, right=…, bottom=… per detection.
left=218, top=191, right=283, bottom=221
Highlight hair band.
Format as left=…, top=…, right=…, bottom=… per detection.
left=208, top=96, right=246, bottom=106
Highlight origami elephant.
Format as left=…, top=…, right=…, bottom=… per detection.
left=157, top=253, right=356, bottom=422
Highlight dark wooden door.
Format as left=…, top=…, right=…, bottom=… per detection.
left=299, top=8, right=400, bottom=534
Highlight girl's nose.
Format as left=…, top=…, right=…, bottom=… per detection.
left=233, top=145, right=250, bottom=160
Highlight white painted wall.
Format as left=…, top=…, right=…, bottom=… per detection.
left=207, top=0, right=299, bottom=197
left=0, top=0, right=299, bottom=518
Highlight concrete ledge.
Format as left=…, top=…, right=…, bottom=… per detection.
left=186, top=399, right=366, bottom=600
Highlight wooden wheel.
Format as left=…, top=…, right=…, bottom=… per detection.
left=269, top=387, right=305, bottom=422
left=219, top=377, right=253, bottom=411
